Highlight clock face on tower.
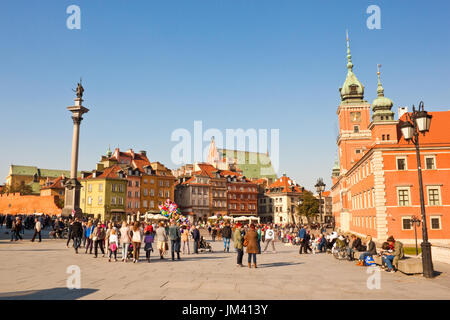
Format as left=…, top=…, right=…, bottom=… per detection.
left=350, top=111, right=361, bottom=123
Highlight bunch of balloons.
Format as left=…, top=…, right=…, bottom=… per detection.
left=159, top=199, right=189, bottom=225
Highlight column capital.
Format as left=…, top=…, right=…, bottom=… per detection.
left=72, top=116, right=83, bottom=125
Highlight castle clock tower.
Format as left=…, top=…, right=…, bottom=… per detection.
left=337, top=32, right=372, bottom=174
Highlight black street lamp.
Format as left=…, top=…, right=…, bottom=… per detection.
left=315, top=178, right=326, bottom=224
left=400, top=101, right=434, bottom=278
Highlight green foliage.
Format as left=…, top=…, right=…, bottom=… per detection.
left=296, top=190, right=319, bottom=225
left=1, top=184, right=33, bottom=195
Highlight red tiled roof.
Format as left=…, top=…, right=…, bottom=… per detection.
left=83, top=165, right=125, bottom=180
left=322, top=191, right=331, bottom=197
left=41, top=176, right=65, bottom=190
left=267, top=176, right=303, bottom=194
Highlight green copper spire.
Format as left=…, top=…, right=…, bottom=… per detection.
left=106, top=145, right=112, bottom=158
left=372, top=64, right=394, bottom=122
left=376, top=64, right=384, bottom=96
left=346, top=30, right=353, bottom=71
left=340, top=31, right=364, bottom=102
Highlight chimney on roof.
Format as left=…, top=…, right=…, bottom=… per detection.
left=139, top=150, right=147, bottom=157
left=398, top=106, right=408, bottom=118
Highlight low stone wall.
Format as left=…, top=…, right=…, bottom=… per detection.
left=432, top=245, right=450, bottom=264
left=0, top=193, right=62, bottom=215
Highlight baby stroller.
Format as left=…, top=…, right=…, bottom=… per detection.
left=199, top=236, right=212, bottom=252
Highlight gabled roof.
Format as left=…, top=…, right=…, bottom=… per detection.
left=41, top=176, right=65, bottom=190
left=82, top=165, right=125, bottom=180
left=267, top=175, right=303, bottom=194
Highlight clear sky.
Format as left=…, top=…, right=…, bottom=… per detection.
left=0, top=0, right=449, bottom=191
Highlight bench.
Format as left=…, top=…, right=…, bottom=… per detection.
left=351, top=251, right=423, bottom=275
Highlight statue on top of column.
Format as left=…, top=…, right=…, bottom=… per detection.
left=73, top=79, right=84, bottom=99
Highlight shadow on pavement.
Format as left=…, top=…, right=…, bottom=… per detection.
left=0, top=288, right=97, bottom=300
left=259, top=262, right=303, bottom=268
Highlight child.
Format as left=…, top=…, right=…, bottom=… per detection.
left=108, top=229, right=119, bottom=262
left=144, top=230, right=154, bottom=263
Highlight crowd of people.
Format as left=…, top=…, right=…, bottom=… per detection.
left=2, top=213, right=405, bottom=272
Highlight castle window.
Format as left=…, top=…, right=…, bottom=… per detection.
left=396, top=157, right=407, bottom=170
left=425, top=156, right=436, bottom=170
left=353, top=125, right=359, bottom=133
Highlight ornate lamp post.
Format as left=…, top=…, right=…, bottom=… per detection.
left=62, top=81, right=89, bottom=218
left=411, top=215, right=421, bottom=256
left=315, top=178, right=326, bottom=224
left=399, top=101, right=434, bottom=278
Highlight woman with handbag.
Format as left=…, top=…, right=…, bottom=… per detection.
left=108, top=229, right=119, bottom=262
left=155, top=222, right=168, bottom=259
left=244, top=224, right=259, bottom=268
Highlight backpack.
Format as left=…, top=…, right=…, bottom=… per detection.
left=364, top=255, right=376, bottom=266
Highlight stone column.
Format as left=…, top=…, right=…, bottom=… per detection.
left=62, top=96, right=89, bottom=218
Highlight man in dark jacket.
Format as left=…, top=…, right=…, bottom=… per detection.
left=222, top=223, right=232, bottom=253
left=191, top=225, right=200, bottom=254
left=299, top=229, right=311, bottom=254
left=168, top=220, right=181, bottom=260
left=71, top=218, right=83, bottom=254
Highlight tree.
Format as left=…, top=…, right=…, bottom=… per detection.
left=295, top=190, right=319, bottom=226
left=1, top=184, right=33, bottom=195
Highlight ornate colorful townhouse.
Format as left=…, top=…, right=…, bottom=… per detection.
left=331, top=35, right=450, bottom=245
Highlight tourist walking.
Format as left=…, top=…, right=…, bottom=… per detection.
left=31, top=218, right=42, bottom=242
left=181, top=225, right=190, bottom=254
left=299, top=229, right=311, bottom=254
left=233, top=223, right=244, bottom=267
left=71, top=218, right=83, bottom=254
left=84, top=221, right=95, bottom=254
left=156, top=222, right=168, bottom=259
left=263, top=225, right=276, bottom=253
left=93, top=223, right=106, bottom=258
left=256, top=225, right=262, bottom=254
left=131, top=222, right=142, bottom=263
left=119, top=222, right=131, bottom=262
left=191, top=225, right=200, bottom=254
left=108, top=229, right=119, bottom=262
left=244, top=224, right=259, bottom=268
left=222, top=223, right=232, bottom=253
left=143, top=228, right=154, bottom=263
left=168, top=220, right=181, bottom=261
left=66, top=218, right=74, bottom=248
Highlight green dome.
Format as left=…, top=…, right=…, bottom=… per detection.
left=371, top=66, right=394, bottom=122
left=339, top=32, right=365, bottom=102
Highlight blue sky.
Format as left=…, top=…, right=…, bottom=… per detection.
left=0, top=0, right=449, bottom=191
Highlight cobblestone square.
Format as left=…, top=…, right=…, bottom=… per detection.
left=1, top=229, right=450, bottom=300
